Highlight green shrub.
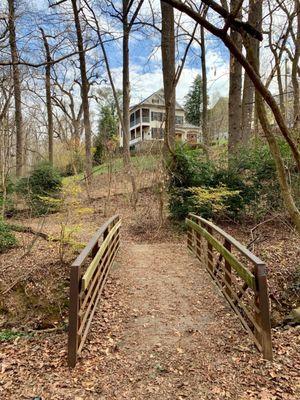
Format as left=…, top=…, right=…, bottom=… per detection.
left=168, top=145, right=248, bottom=221
left=16, top=162, right=62, bottom=215
left=0, top=219, right=17, bottom=253
left=0, top=177, right=16, bottom=216
left=168, top=140, right=297, bottom=222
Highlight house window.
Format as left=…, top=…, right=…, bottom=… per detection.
left=152, top=98, right=159, bottom=104
left=142, top=108, right=150, bottom=122
left=130, top=113, right=135, bottom=127
left=175, top=115, right=184, bottom=125
left=151, top=111, right=165, bottom=121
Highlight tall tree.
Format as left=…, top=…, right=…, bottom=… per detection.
left=292, top=0, right=300, bottom=129
left=228, top=0, right=243, bottom=155
left=161, top=1, right=176, bottom=152
left=70, top=0, right=92, bottom=179
left=40, top=28, right=54, bottom=165
left=200, top=24, right=209, bottom=146
left=184, top=75, right=203, bottom=126
left=121, top=0, right=144, bottom=206
left=8, top=0, right=24, bottom=176
left=241, top=0, right=262, bottom=144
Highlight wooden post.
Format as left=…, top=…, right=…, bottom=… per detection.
left=256, top=263, right=273, bottom=361
left=187, top=219, right=193, bottom=251
left=224, top=239, right=232, bottom=298
left=206, top=225, right=213, bottom=272
left=68, top=264, right=81, bottom=368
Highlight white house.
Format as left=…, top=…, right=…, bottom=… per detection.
left=119, top=89, right=201, bottom=148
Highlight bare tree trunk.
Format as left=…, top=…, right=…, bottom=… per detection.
left=276, top=63, right=286, bottom=118
left=122, top=0, right=138, bottom=207
left=228, top=0, right=243, bottom=155
left=122, top=18, right=131, bottom=167
left=161, top=1, right=176, bottom=153
left=40, top=28, right=54, bottom=165
left=70, top=0, right=92, bottom=179
left=8, top=0, right=24, bottom=177
left=241, top=0, right=262, bottom=144
left=201, top=24, right=209, bottom=146
left=292, top=0, right=300, bottom=129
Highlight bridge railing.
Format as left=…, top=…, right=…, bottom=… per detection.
left=186, top=213, right=272, bottom=360
left=68, top=215, right=121, bottom=367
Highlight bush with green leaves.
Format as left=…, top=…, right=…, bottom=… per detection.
left=168, top=140, right=296, bottom=222
left=168, top=145, right=251, bottom=221
left=16, top=162, right=63, bottom=215
left=0, top=177, right=16, bottom=216
left=0, top=219, right=17, bottom=253
left=230, top=139, right=297, bottom=218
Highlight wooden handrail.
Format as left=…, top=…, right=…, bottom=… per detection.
left=186, top=219, right=256, bottom=290
left=71, top=215, right=119, bottom=268
left=189, top=213, right=265, bottom=266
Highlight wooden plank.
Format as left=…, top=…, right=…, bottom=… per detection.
left=186, top=219, right=256, bottom=290
left=224, top=239, right=232, bottom=298
left=206, top=224, right=214, bottom=273
left=189, top=213, right=265, bottom=267
left=72, top=215, right=119, bottom=268
left=81, top=220, right=121, bottom=290
left=255, top=263, right=273, bottom=361
left=67, top=264, right=80, bottom=368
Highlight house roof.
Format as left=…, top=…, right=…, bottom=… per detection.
left=130, top=88, right=184, bottom=112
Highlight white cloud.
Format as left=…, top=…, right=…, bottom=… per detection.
left=110, top=46, right=229, bottom=109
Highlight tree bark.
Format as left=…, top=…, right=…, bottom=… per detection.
left=70, top=0, right=92, bottom=179
left=8, top=0, right=24, bottom=177
left=40, top=28, right=54, bottom=165
left=122, top=7, right=131, bottom=167
left=122, top=0, right=138, bottom=207
left=241, top=0, right=262, bottom=144
left=201, top=24, right=209, bottom=146
left=228, top=0, right=243, bottom=155
left=292, top=0, right=300, bottom=129
left=161, top=1, right=176, bottom=152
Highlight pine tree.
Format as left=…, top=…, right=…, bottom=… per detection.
left=184, top=75, right=203, bottom=126
left=94, top=89, right=120, bottom=164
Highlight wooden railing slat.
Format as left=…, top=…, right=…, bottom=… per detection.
left=81, top=220, right=121, bottom=290
left=186, top=219, right=256, bottom=290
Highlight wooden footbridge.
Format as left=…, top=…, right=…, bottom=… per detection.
left=67, top=213, right=272, bottom=368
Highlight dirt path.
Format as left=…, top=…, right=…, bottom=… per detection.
left=0, top=241, right=299, bottom=399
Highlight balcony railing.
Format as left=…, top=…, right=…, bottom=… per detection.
left=130, top=115, right=149, bottom=127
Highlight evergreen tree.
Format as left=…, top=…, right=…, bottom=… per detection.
left=94, top=88, right=121, bottom=164
left=184, top=75, right=203, bottom=126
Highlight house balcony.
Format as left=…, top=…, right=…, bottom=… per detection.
left=129, top=108, right=150, bottom=128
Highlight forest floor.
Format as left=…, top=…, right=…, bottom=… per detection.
left=0, top=165, right=299, bottom=399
